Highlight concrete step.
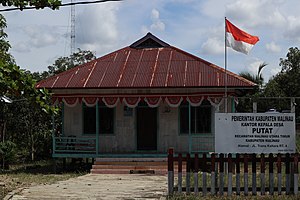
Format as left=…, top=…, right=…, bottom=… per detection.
left=93, top=161, right=167, bottom=166
left=91, top=168, right=168, bottom=175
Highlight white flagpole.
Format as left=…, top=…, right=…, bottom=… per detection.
left=225, top=17, right=228, bottom=113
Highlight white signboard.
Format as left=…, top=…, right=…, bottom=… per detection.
left=215, top=113, right=296, bottom=153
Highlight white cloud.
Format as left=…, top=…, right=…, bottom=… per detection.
left=247, top=60, right=264, bottom=76
left=22, top=25, right=60, bottom=49
left=142, top=8, right=165, bottom=32
left=151, top=9, right=160, bottom=20
left=284, top=16, right=300, bottom=41
left=266, top=42, right=281, bottom=53
left=13, top=42, right=30, bottom=53
left=201, top=38, right=223, bottom=55
left=76, top=3, right=119, bottom=55
left=225, top=0, right=286, bottom=28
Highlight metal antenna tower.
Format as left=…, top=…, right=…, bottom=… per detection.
left=70, top=0, right=76, bottom=55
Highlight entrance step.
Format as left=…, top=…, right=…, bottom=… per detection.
left=91, top=158, right=186, bottom=175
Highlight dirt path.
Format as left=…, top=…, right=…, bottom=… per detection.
left=6, top=174, right=167, bottom=200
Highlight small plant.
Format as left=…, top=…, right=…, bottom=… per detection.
left=0, top=140, right=17, bottom=169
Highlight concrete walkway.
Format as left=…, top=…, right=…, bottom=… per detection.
left=7, top=174, right=167, bottom=200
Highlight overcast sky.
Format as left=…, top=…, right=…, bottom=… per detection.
left=2, top=0, right=300, bottom=81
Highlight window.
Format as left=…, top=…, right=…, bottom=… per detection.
left=83, top=106, right=96, bottom=134
left=98, top=106, right=114, bottom=134
left=179, top=100, right=212, bottom=134
left=83, top=103, right=114, bottom=134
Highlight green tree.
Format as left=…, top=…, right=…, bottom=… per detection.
left=5, top=50, right=96, bottom=161
left=1, top=0, right=61, bottom=10
left=239, top=62, right=268, bottom=88
left=263, top=47, right=300, bottom=114
left=47, top=49, right=96, bottom=76
left=276, top=47, right=300, bottom=97
left=236, top=63, right=267, bottom=112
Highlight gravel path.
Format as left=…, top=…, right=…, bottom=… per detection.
left=6, top=174, right=167, bottom=200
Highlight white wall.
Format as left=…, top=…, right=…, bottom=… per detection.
left=62, top=100, right=222, bottom=153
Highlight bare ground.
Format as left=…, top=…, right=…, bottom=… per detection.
left=6, top=174, right=167, bottom=200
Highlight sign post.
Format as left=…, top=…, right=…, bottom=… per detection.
left=215, top=113, right=296, bottom=153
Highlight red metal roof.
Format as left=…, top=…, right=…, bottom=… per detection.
left=36, top=33, right=255, bottom=89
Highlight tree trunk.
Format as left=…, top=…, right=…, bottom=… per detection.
left=30, top=129, right=35, bottom=161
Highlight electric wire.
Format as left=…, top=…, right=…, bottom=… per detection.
left=0, top=0, right=122, bottom=12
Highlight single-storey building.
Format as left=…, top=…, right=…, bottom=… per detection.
left=37, top=33, right=255, bottom=159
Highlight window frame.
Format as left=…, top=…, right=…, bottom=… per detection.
left=179, top=100, right=212, bottom=135
left=82, top=102, right=115, bottom=135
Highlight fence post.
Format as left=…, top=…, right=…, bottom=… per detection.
left=228, top=153, right=233, bottom=196
left=219, top=153, right=224, bottom=195
left=202, top=153, right=207, bottom=196
left=178, top=153, right=182, bottom=193
left=277, top=153, right=282, bottom=195
left=194, top=153, right=199, bottom=195
left=211, top=153, right=216, bottom=195
left=236, top=153, right=240, bottom=195
left=252, top=153, right=257, bottom=195
left=286, top=153, right=291, bottom=195
left=186, top=153, right=191, bottom=194
left=294, top=153, right=298, bottom=195
left=269, top=153, right=274, bottom=195
left=261, top=153, right=266, bottom=195
left=168, top=148, right=174, bottom=195
left=244, top=154, right=249, bottom=196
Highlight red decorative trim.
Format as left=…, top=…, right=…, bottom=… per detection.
left=187, top=96, right=204, bottom=107
left=63, top=97, right=78, bottom=107
left=165, top=96, right=183, bottom=107
left=102, top=97, right=119, bottom=108
left=83, top=97, right=98, bottom=107
left=144, top=97, right=161, bottom=107
left=123, top=97, right=141, bottom=108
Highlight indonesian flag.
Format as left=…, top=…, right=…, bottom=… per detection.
left=225, top=19, right=259, bottom=54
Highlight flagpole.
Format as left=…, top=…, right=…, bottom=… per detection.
left=224, top=17, right=228, bottom=113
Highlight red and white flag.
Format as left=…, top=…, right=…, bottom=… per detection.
left=225, top=19, right=259, bottom=54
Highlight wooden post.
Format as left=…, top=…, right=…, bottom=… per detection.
left=194, top=153, right=199, bottom=195
left=277, top=154, right=282, bottom=195
left=168, top=148, right=174, bottom=195
left=178, top=153, right=182, bottom=193
left=260, top=153, right=266, bottom=195
left=269, top=153, right=274, bottom=195
left=202, top=153, right=207, bottom=196
left=236, top=153, right=240, bottom=195
left=211, top=153, right=216, bottom=195
left=186, top=153, right=191, bottom=194
left=252, top=153, right=257, bottom=195
left=294, top=153, right=298, bottom=195
left=291, top=97, right=296, bottom=113
left=228, top=153, right=233, bottom=196
left=219, top=153, right=224, bottom=195
left=244, top=154, right=249, bottom=196
left=253, top=102, right=257, bottom=113
left=286, top=153, right=291, bottom=195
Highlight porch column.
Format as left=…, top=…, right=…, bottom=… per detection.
left=62, top=103, right=65, bottom=136
left=188, top=103, right=192, bottom=154
left=52, top=113, right=55, bottom=155
left=96, top=102, right=99, bottom=155
left=231, top=97, right=236, bottom=113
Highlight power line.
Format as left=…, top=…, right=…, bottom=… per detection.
left=0, top=0, right=122, bottom=12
